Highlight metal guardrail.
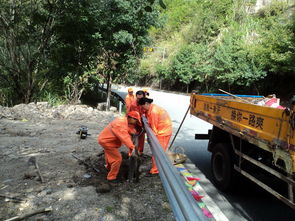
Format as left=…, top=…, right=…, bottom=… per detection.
left=142, top=116, right=208, bottom=221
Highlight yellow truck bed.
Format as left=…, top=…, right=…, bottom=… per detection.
left=190, top=93, right=295, bottom=174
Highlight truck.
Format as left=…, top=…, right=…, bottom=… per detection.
left=190, top=92, right=295, bottom=209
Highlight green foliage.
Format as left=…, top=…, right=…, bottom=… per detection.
left=253, top=6, right=295, bottom=74
left=1, top=0, right=294, bottom=105
left=0, top=0, right=103, bottom=105
left=249, top=2, right=295, bottom=96
left=52, top=2, right=102, bottom=71
left=0, top=87, right=15, bottom=107
left=156, top=63, right=170, bottom=79
left=170, top=44, right=198, bottom=84
left=183, top=0, right=235, bottom=43
left=0, top=0, right=158, bottom=106
left=95, top=0, right=159, bottom=85
left=42, top=91, right=66, bottom=106
left=105, top=206, right=114, bottom=213
left=139, top=0, right=294, bottom=96
left=162, top=0, right=201, bottom=33
left=0, top=0, right=57, bottom=104
left=212, top=31, right=266, bottom=87
left=171, top=43, right=214, bottom=84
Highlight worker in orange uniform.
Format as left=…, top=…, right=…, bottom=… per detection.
left=125, top=88, right=135, bottom=114
left=129, top=90, right=146, bottom=155
left=98, top=111, right=141, bottom=182
left=142, top=88, right=150, bottom=97
left=138, top=97, right=172, bottom=175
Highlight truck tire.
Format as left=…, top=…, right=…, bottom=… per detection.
left=211, top=143, right=234, bottom=191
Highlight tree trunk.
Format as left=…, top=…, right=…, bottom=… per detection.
left=106, top=74, right=112, bottom=111
left=24, top=88, right=32, bottom=104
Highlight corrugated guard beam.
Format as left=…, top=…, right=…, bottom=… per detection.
left=142, top=116, right=208, bottom=221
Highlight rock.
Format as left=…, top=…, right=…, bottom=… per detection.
left=96, top=183, right=111, bottom=193
left=83, top=174, right=92, bottom=179
left=97, top=102, right=107, bottom=111
left=23, top=173, right=36, bottom=180
left=109, top=106, right=117, bottom=112
left=67, top=183, right=74, bottom=188
left=36, top=102, right=52, bottom=109
left=162, top=202, right=170, bottom=210
left=52, top=110, right=63, bottom=119
left=45, top=188, right=53, bottom=195
left=87, top=107, right=94, bottom=112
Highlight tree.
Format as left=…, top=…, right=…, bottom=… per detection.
left=170, top=43, right=215, bottom=92
left=49, top=0, right=103, bottom=103
left=252, top=5, right=295, bottom=96
left=170, top=45, right=197, bottom=92
left=0, top=0, right=58, bottom=105
left=96, top=0, right=159, bottom=110
left=212, top=31, right=266, bottom=92
left=0, top=0, right=105, bottom=105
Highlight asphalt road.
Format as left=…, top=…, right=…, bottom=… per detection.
left=112, top=85, right=295, bottom=221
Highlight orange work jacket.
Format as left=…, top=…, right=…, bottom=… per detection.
left=146, top=104, right=172, bottom=136
left=125, top=94, right=135, bottom=113
left=98, top=117, right=135, bottom=150
left=129, top=99, right=144, bottom=116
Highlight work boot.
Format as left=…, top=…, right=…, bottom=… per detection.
left=107, top=179, right=120, bottom=184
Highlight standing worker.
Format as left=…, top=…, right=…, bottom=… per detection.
left=142, top=88, right=150, bottom=97
left=125, top=88, right=135, bottom=114
left=129, top=90, right=146, bottom=155
left=98, top=111, right=141, bottom=182
left=129, top=90, right=145, bottom=115
left=138, top=97, right=172, bottom=175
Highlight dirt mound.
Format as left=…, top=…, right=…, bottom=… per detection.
left=0, top=104, right=173, bottom=221
left=0, top=102, right=115, bottom=121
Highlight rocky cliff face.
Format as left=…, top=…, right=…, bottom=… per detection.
left=253, top=0, right=293, bottom=12
left=244, top=0, right=294, bottom=14
left=254, top=0, right=273, bottom=11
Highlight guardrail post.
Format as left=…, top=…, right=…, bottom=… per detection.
left=119, top=101, right=122, bottom=115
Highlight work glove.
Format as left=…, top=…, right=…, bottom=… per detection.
left=128, top=148, right=139, bottom=157
left=128, top=148, right=134, bottom=157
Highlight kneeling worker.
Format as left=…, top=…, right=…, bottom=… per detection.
left=98, top=111, right=141, bottom=182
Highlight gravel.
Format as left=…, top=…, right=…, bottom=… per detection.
left=0, top=103, right=174, bottom=221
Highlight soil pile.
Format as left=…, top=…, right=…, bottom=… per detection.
left=0, top=103, right=174, bottom=221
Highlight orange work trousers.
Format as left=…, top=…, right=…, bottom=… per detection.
left=103, top=146, right=122, bottom=180
left=150, top=135, right=171, bottom=174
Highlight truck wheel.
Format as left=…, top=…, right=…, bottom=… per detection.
left=211, top=143, right=234, bottom=191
